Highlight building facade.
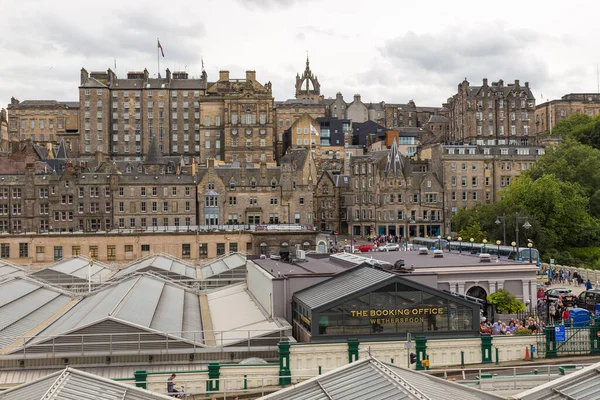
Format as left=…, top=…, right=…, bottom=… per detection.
left=446, top=78, right=536, bottom=145
left=535, top=93, right=600, bottom=134
left=0, top=109, right=8, bottom=152
left=343, top=139, right=444, bottom=239
left=7, top=98, right=79, bottom=144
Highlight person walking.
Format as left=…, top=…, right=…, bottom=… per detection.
left=585, top=279, right=593, bottom=290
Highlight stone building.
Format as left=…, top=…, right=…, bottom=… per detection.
left=446, top=78, right=536, bottom=145
left=195, top=148, right=316, bottom=229
left=383, top=100, right=443, bottom=129
left=7, top=98, right=79, bottom=144
left=343, top=138, right=444, bottom=239
left=324, top=93, right=385, bottom=125
left=0, top=109, right=8, bottom=152
left=78, top=67, right=274, bottom=164
left=314, top=171, right=344, bottom=232
left=421, top=143, right=546, bottom=233
left=535, top=93, right=600, bottom=134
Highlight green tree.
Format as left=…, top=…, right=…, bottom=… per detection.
left=487, top=289, right=526, bottom=313
left=457, top=221, right=485, bottom=243
left=545, top=113, right=594, bottom=138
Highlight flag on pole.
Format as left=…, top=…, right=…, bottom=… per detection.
left=310, top=124, right=319, bottom=136
left=158, top=39, right=165, bottom=57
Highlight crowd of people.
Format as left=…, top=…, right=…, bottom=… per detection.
left=480, top=316, right=545, bottom=335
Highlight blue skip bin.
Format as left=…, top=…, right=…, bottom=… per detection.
left=569, top=308, right=591, bottom=328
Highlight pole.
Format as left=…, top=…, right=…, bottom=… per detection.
left=502, top=213, right=506, bottom=246
left=157, top=38, right=160, bottom=78
left=515, top=212, right=520, bottom=259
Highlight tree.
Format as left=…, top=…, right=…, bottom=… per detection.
left=487, top=289, right=526, bottom=313
left=546, top=113, right=594, bottom=138
left=457, top=221, right=485, bottom=243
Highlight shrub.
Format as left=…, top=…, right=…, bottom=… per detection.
left=514, top=327, right=533, bottom=335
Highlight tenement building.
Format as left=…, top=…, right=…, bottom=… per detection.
left=343, top=138, right=444, bottom=239
left=78, top=67, right=275, bottom=164
left=446, top=78, right=536, bottom=145
left=535, top=93, right=600, bottom=134
left=383, top=100, right=445, bottom=130
left=422, top=142, right=545, bottom=233
left=7, top=98, right=79, bottom=144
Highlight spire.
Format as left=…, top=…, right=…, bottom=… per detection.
left=384, top=136, right=404, bottom=178
left=306, top=52, right=310, bottom=71
left=145, top=135, right=165, bottom=165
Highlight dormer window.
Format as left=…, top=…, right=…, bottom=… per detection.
left=208, top=182, right=215, bottom=190
left=271, top=180, right=277, bottom=189
left=137, top=165, right=143, bottom=173
left=230, top=181, right=236, bottom=189
left=126, top=166, right=132, bottom=173
left=167, top=165, right=173, bottom=173
left=250, top=180, right=257, bottom=189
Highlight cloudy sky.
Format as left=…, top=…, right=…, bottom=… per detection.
left=1, top=0, right=599, bottom=107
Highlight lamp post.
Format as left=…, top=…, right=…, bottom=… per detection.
left=470, top=237, right=474, bottom=253
left=437, top=235, right=441, bottom=250
left=495, top=214, right=507, bottom=245
left=458, top=237, right=462, bottom=255
left=482, top=239, right=487, bottom=253
left=515, top=212, right=531, bottom=258
left=527, top=242, right=533, bottom=264
left=511, top=241, right=516, bottom=260
left=496, top=240, right=501, bottom=257
left=447, top=236, right=451, bottom=252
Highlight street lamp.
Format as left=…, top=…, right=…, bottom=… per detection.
left=495, top=214, right=507, bottom=245
left=470, top=237, right=474, bottom=253
left=437, top=235, right=441, bottom=250
left=458, top=237, right=462, bottom=255
left=496, top=240, right=501, bottom=257
left=515, top=212, right=531, bottom=258
left=527, top=242, right=533, bottom=264
left=511, top=241, right=516, bottom=260
left=482, top=239, right=487, bottom=253
left=447, top=236, right=451, bottom=251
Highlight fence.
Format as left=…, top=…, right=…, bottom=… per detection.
left=536, top=318, right=600, bottom=358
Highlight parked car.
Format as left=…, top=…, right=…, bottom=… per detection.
left=575, top=290, right=600, bottom=313
left=544, top=288, right=576, bottom=306
left=357, top=244, right=373, bottom=252
left=378, top=243, right=400, bottom=252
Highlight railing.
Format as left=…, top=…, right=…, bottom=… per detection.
left=0, top=329, right=289, bottom=360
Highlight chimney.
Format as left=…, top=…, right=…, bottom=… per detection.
left=208, top=158, right=215, bottom=169
left=166, top=68, right=171, bottom=82
left=336, top=92, right=343, bottom=100
left=354, top=94, right=361, bottom=103
left=10, top=97, right=19, bottom=105
left=260, top=161, right=267, bottom=178
left=483, top=78, right=488, bottom=86
left=498, top=79, right=504, bottom=88
left=219, top=70, right=230, bottom=81
left=246, top=70, right=256, bottom=81
left=144, top=68, right=149, bottom=83
left=95, top=151, right=103, bottom=167
left=514, top=79, right=520, bottom=87
left=80, top=68, right=89, bottom=85
left=525, top=82, right=529, bottom=89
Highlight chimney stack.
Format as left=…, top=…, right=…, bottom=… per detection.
left=246, top=70, right=256, bottom=81
left=80, top=68, right=89, bottom=85
left=219, top=70, right=230, bottom=81
left=483, top=78, right=488, bottom=86
left=514, top=79, right=520, bottom=87
left=525, top=82, right=529, bottom=88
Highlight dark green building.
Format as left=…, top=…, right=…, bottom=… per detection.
left=292, top=265, right=481, bottom=342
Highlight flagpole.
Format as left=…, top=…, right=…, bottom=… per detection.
left=157, top=38, right=160, bottom=78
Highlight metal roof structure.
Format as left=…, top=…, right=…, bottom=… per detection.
left=11, top=274, right=204, bottom=356
left=206, top=283, right=290, bottom=346
left=29, top=257, right=114, bottom=286
left=0, top=278, right=75, bottom=352
left=512, top=361, right=600, bottom=399
left=293, top=265, right=392, bottom=309
left=198, top=253, right=246, bottom=280
left=0, top=261, right=27, bottom=281
left=260, top=356, right=504, bottom=400
left=111, top=255, right=197, bottom=282
left=0, top=367, right=174, bottom=400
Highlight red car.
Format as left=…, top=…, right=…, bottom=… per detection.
left=357, top=244, right=373, bottom=252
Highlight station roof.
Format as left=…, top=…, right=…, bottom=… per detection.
left=199, top=253, right=246, bottom=279
left=512, top=360, right=600, bottom=399
left=251, top=256, right=347, bottom=278
left=260, top=356, right=504, bottom=400
left=0, top=367, right=174, bottom=400
left=206, top=283, right=289, bottom=346
left=364, top=250, right=518, bottom=268
left=0, top=262, right=27, bottom=281
left=13, top=274, right=204, bottom=355
left=112, top=255, right=197, bottom=281
left=0, top=278, right=74, bottom=351
left=30, top=257, right=114, bottom=285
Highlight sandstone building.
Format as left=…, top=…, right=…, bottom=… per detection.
left=535, top=93, right=600, bottom=134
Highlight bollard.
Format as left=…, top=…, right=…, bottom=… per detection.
left=243, top=375, right=247, bottom=390
left=460, top=351, right=465, bottom=367
left=318, top=366, right=322, bottom=375
left=530, top=345, right=535, bottom=361
left=495, top=347, right=499, bottom=366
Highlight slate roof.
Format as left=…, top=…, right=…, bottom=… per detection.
left=260, top=356, right=504, bottom=400
left=276, top=98, right=320, bottom=106
left=0, top=367, right=174, bottom=400
left=54, top=138, right=69, bottom=159
left=512, top=361, right=600, bottom=399
left=145, top=136, right=165, bottom=165
left=427, top=115, right=449, bottom=124
left=281, top=148, right=309, bottom=168
left=199, top=253, right=246, bottom=279
left=0, top=262, right=26, bottom=281
left=59, top=101, right=80, bottom=108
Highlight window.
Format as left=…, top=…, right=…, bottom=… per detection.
left=36, top=246, right=45, bottom=254
left=216, top=243, right=225, bottom=256
left=182, top=244, right=191, bottom=258
left=270, top=197, right=278, bottom=205
left=229, top=242, right=238, bottom=253
left=229, top=196, right=237, bottom=205
left=125, top=245, right=133, bottom=252
left=72, top=246, right=81, bottom=256
left=0, top=244, right=9, bottom=258
left=107, top=245, right=116, bottom=261
left=299, top=197, right=305, bottom=205
left=19, top=243, right=28, bottom=258
left=199, top=243, right=208, bottom=258
left=141, top=244, right=150, bottom=252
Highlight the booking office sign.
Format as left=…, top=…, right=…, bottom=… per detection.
left=350, top=307, right=444, bottom=324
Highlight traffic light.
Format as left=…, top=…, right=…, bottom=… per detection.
left=410, top=353, right=417, bottom=364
